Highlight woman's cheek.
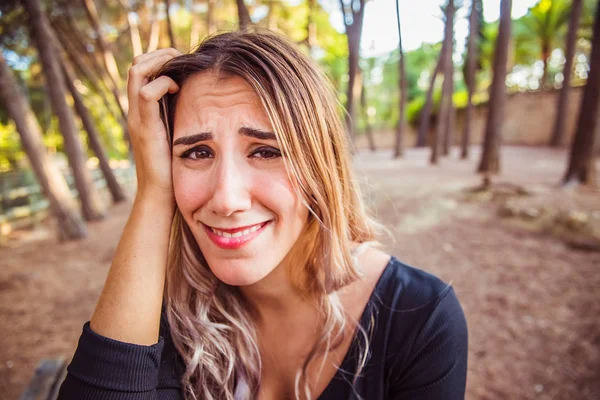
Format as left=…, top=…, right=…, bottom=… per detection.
left=173, top=167, right=209, bottom=215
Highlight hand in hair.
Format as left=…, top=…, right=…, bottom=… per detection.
left=127, top=48, right=181, bottom=202
left=89, top=49, right=181, bottom=346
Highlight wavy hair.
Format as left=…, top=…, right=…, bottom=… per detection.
left=157, top=31, right=381, bottom=400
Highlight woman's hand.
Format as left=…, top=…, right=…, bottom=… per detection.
left=127, top=48, right=181, bottom=203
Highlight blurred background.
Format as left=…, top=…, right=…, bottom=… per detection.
left=0, top=0, right=599, bottom=399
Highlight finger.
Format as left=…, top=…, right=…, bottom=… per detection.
left=128, top=51, right=180, bottom=111
left=131, top=48, right=180, bottom=67
left=138, top=76, right=180, bottom=135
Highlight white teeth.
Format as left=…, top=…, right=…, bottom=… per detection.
left=210, top=223, right=263, bottom=238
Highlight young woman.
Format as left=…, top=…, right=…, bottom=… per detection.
left=58, top=31, right=468, bottom=400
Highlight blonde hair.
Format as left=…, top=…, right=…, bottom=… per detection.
left=157, top=31, right=381, bottom=400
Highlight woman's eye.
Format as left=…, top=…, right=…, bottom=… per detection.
left=182, top=147, right=213, bottom=160
left=251, top=147, right=281, bottom=159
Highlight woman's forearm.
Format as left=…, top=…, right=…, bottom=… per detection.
left=90, top=193, right=175, bottom=345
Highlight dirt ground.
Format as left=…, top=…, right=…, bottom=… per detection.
left=1, top=145, right=599, bottom=400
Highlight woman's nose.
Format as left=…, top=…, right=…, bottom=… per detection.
left=205, top=157, right=252, bottom=217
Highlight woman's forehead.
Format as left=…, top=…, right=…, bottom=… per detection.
left=172, top=73, right=273, bottom=139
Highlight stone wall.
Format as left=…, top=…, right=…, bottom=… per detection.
left=354, top=87, right=586, bottom=149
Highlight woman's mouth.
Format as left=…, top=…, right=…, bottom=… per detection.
left=203, top=221, right=271, bottom=249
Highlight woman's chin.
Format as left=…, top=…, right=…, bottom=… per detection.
left=206, top=259, right=274, bottom=287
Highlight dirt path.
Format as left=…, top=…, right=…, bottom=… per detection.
left=1, top=146, right=598, bottom=399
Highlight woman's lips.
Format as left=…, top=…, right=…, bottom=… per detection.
left=203, top=221, right=271, bottom=250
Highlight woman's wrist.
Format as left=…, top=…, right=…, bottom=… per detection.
left=134, top=187, right=176, bottom=214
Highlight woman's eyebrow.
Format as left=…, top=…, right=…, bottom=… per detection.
left=173, top=132, right=212, bottom=146
left=239, top=127, right=277, bottom=141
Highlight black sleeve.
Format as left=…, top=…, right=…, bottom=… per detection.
left=57, top=316, right=183, bottom=400
left=388, top=287, right=469, bottom=400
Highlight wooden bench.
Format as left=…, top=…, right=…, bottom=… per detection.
left=20, top=358, right=67, bottom=400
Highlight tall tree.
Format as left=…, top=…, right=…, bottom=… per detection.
left=120, top=0, right=144, bottom=57
left=550, top=0, right=583, bottom=147
left=22, top=0, right=105, bottom=221
left=462, top=0, right=481, bottom=159
left=305, top=0, right=316, bottom=50
left=236, top=0, right=251, bottom=30
left=189, top=0, right=202, bottom=49
left=207, top=0, right=217, bottom=35
left=562, top=0, right=600, bottom=186
left=516, top=0, right=571, bottom=89
left=477, top=0, right=513, bottom=181
left=416, top=52, right=445, bottom=147
left=339, top=0, right=366, bottom=139
left=61, top=62, right=127, bottom=203
left=359, top=72, right=376, bottom=152
left=164, top=0, right=177, bottom=48
left=0, top=52, right=87, bottom=240
left=393, top=0, right=407, bottom=158
left=431, top=0, right=455, bottom=164
left=147, top=0, right=161, bottom=52
left=81, top=0, right=128, bottom=115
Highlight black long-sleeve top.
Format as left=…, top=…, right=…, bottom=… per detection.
left=58, top=256, right=468, bottom=399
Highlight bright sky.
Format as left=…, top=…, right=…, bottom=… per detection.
left=320, top=0, right=540, bottom=57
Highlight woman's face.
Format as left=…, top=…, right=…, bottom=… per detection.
left=172, top=72, right=309, bottom=286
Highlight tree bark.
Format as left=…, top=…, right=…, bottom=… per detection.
left=359, top=73, right=376, bottom=152
left=462, top=0, right=480, bottom=159
left=394, top=0, right=407, bottom=158
left=207, top=0, right=217, bottom=35
left=52, top=19, right=132, bottom=155
left=305, top=0, right=316, bottom=50
left=51, top=20, right=129, bottom=140
left=23, top=0, right=106, bottom=221
left=0, top=52, right=87, bottom=240
left=540, top=42, right=550, bottom=90
left=81, top=0, right=129, bottom=115
left=147, top=0, right=161, bottom=52
left=340, top=0, right=366, bottom=141
left=164, top=0, right=177, bottom=48
left=417, top=48, right=445, bottom=148
left=562, top=1, right=600, bottom=186
left=61, top=62, right=127, bottom=203
left=120, top=0, right=144, bottom=57
left=431, top=0, right=455, bottom=164
left=477, top=0, right=513, bottom=177
left=236, top=0, right=251, bottom=31
left=189, top=0, right=202, bottom=49
left=550, top=0, right=583, bottom=147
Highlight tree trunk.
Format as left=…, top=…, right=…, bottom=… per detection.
left=540, top=42, right=550, bottom=90
left=305, top=0, right=316, bottom=50
left=359, top=74, right=376, bottom=152
left=52, top=20, right=132, bottom=155
left=236, top=0, right=251, bottom=30
left=0, top=53, right=87, bottom=240
left=61, top=62, right=127, bottom=203
left=462, top=0, right=480, bottom=159
left=340, top=0, right=366, bottom=140
left=164, top=0, right=177, bottom=48
left=477, top=0, right=513, bottom=177
left=189, top=0, right=202, bottom=49
left=147, top=0, right=161, bottom=52
left=81, top=0, right=129, bottom=115
left=417, top=48, right=445, bottom=148
left=23, top=0, right=106, bottom=221
left=120, top=0, right=144, bottom=57
left=550, top=0, right=583, bottom=147
left=431, top=0, right=455, bottom=164
left=51, top=20, right=129, bottom=143
left=394, top=0, right=407, bottom=158
left=563, top=1, right=600, bottom=186
left=207, top=0, right=217, bottom=34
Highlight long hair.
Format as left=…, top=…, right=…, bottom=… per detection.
left=157, top=31, right=381, bottom=400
